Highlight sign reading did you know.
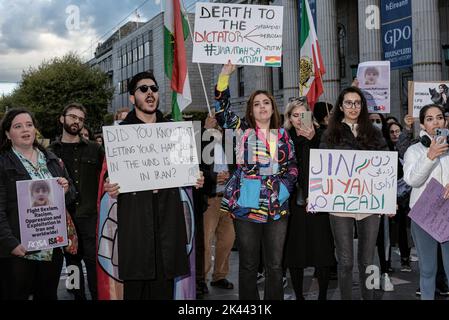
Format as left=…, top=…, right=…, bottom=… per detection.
left=308, top=149, right=398, bottom=214
left=17, top=178, right=68, bottom=251
left=103, top=121, right=200, bottom=194
left=192, top=2, right=284, bottom=67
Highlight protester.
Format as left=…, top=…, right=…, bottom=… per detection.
left=202, top=115, right=236, bottom=292
left=80, top=126, right=93, bottom=140
left=104, top=71, right=204, bottom=300
left=320, top=87, right=389, bottom=300
left=0, top=108, right=74, bottom=300
left=403, top=104, right=449, bottom=300
left=114, top=107, right=130, bottom=124
left=214, top=62, right=298, bottom=300
left=283, top=97, right=336, bottom=300
left=313, top=102, right=334, bottom=130
left=49, top=103, right=104, bottom=300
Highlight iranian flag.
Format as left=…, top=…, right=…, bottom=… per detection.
left=164, top=0, right=192, bottom=121
left=299, top=0, right=325, bottom=109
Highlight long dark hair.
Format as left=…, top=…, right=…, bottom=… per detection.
left=245, top=90, right=281, bottom=129
left=324, top=87, right=385, bottom=149
left=0, top=108, right=45, bottom=152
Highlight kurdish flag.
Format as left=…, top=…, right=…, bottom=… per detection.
left=164, top=0, right=192, bottom=121
left=299, top=0, right=325, bottom=109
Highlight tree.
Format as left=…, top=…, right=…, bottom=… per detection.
left=1, top=53, right=114, bottom=138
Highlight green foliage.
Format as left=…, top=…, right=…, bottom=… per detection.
left=0, top=53, right=114, bottom=138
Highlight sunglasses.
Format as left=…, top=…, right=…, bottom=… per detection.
left=135, top=84, right=159, bottom=94
left=289, top=96, right=307, bottom=103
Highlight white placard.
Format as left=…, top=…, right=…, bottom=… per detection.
left=103, top=122, right=200, bottom=193
left=192, top=2, right=283, bottom=67
left=357, top=61, right=391, bottom=113
left=308, top=149, right=398, bottom=215
left=408, top=81, right=449, bottom=118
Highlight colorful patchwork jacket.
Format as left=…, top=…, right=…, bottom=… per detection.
left=214, top=86, right=298, bottom=223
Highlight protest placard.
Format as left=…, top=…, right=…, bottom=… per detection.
left=357, top=61, right=391, bottom=113
left=17, top=178, right=68, bottom=251
left=192, top=2, right=283, bottom=67
left=409, top=178, right=449, bottom=243
left=308, top=149, right=398, bottom=214
left=408, top=81, right=449, bottom=118
left=103, top=121, right=200, bottom=194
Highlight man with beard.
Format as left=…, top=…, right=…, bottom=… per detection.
left=50, top=103, right=104, bottom=300
left=103, top=71, right=204, bottom=300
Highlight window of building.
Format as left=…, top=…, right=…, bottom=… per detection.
left=144, top=41, right=150, bottom=57
left=337, top=23, right=346, bottom=79
left=133, top=47, right=138, bottom=63
left=138, top=45, right=144, bottom=61
left=238, top=67, right=245, bottom=97
left=128, top=51, right=132, bottom=65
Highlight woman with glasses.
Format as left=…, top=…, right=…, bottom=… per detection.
left=403, top=104, right=449, bottom=299
left=320, top=87, right=388, bottom=300
left=283, top=98, right=336, bottom=300
left=0, top=108, right=75, bottom=300
left=214, top=62, right=298, bottom=300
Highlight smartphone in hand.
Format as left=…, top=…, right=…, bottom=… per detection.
left=300, top=111, right=313, bottom=129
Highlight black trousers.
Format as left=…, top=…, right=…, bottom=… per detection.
left=0, top=248, right=63, bottom=300
left=65, top=215, right=98, bottom=300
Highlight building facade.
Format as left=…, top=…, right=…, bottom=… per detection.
left=89, top=13, right=214, bottom=116
left=90, top=1, right=449, bottom=121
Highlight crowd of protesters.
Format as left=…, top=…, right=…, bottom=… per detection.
left=0, top=66, right=448, bottom=301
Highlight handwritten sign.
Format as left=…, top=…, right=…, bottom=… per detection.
left=192, top=2, right=283, bottom=67
left=17, top=178, right=68, bottom=251
left=308, top=149, right=398, bottom=214
left=408, top=81, right=449, bottom=118
left=103, top=122, right=200, bottom=194
left=357, top=61, right=391, bottom=113
left=409, top=178, right=449, bottom=243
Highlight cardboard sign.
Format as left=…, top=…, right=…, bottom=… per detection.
left=409, top=178, right=449, bottom=243
left=408, top=81, right=449, bottom=118
left=103, top=122, right=200, bottom=193
left=192, top=2, right=283, bottom=67
left=357, top=61, right=391, bottom=113
left=17, top=178, right=68, bottom=251
left=308, top=149, right=398, bottom=214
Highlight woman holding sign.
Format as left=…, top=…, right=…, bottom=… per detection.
left=214, top=62, right=298, bottom=300
left=403, top=104, right=449, bottom=300
left=0, top=109, right=75, bottom=300
left=283, top=98, right=336, bottom=300
left=320, top=87, right=388, bottom=300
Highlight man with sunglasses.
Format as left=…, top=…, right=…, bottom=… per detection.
left=49, top=102, right=105, bottom=300
left=103, top=71, right=204, bottom=300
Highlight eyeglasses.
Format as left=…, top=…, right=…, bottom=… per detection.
left=135, top=84, right=159, bottom=94
left=342, top=100, right=362, bottom=109
left=370, top=119, right=382, bottom=124
left=65, top=114, right=85, bottom=123
left=289, top=96, right=307, bottom=103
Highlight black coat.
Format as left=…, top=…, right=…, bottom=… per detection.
left=0, top=148, right=76, bottom=257
left=116, top=110, right=189, bottom=280
left=284, top=127, right=336, bottom=268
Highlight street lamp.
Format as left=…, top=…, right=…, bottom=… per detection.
left=443, top=44, right=449, bottom=66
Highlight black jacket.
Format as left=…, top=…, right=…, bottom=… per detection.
left=320, top=123, right=388, bottom=151
left=116, top=110, right=189, bottom=280
left=0, top=148, right=76, bottom=257
left=288, top=126, right=322, bottom=198
left=49, top=137, right=104, bottom=218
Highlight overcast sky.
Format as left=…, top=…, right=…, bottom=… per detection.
left=0, top=0, right=192, bottom=86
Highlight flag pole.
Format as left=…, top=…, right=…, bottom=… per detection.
left=180, top=1, right=212, bottom=117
